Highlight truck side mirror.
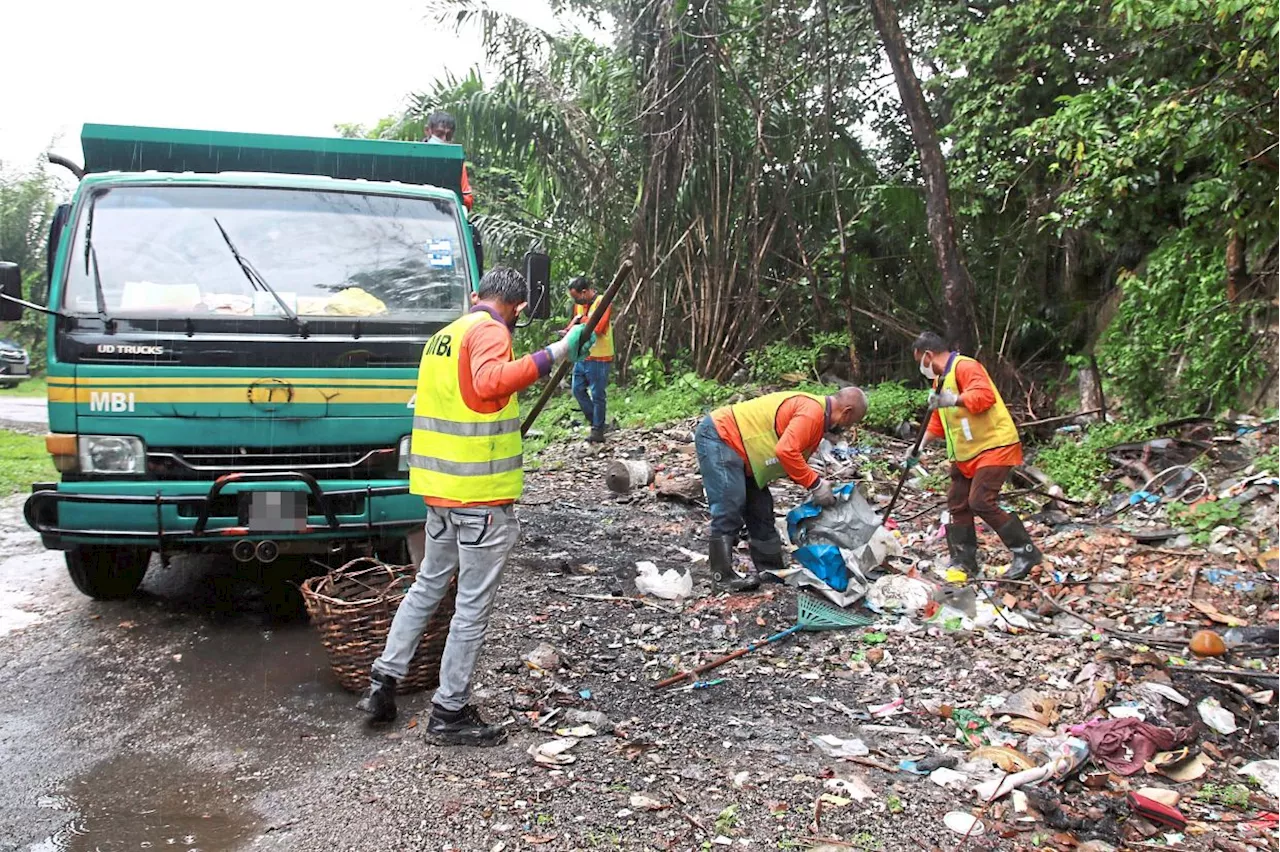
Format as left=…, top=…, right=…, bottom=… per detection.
left=524, top=251, right=551, bottom=320
left=43, top=203, right=71, bottom=303
left=0, top=262, right=22, bottom=322
left=472, top=223, right=485, bottom=276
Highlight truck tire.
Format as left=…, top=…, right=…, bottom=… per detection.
left=65, top=547, right=151, bottom=600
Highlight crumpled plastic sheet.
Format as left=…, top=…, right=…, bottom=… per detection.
left=777, top=484, right=903, bottom=605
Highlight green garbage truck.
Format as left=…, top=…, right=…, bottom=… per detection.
left=0, top=123, right=547, bottom=599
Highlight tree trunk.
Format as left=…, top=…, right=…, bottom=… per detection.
left=1226, top=229, right=1246, bottom=302
left=866, top=0, right=979, bottom=354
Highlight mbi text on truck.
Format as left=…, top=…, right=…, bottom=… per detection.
left=0, top=124, right=550, bottom=600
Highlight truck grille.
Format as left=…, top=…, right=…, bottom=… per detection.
left=147, top=445, right=401, bottom=480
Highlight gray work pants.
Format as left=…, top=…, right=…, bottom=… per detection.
left=373, top=504, right=520, bottom=711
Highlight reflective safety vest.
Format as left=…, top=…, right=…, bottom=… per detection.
left=408, top=311, right=523, bottom=502
left=728, top=391, right=826, bottom=488
left=572, top=296, right=614, bottom=360
left=936, top=355, right=1020, bottom=463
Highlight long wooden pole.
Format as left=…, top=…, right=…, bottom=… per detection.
left=880, top=406, right=931, bottom=526
left=520, top=248, right=637, bottom=437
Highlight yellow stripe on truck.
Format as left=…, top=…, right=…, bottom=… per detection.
left=49, top=387, right=414, bottom=405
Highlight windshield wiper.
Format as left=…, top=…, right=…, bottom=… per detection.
left=212, top=217, right=308, bottom=337
left=83, top=190, right=115, bottom=332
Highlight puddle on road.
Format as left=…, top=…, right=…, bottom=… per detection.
left=25, top=753, right=257, bottom=851
left=0, top=586, right=43, bottom=636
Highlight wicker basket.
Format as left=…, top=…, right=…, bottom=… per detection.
left=301, top=556, right=456, bottom=694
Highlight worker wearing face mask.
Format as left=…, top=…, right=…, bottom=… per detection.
left=906, top=332, right=1042, bottom=580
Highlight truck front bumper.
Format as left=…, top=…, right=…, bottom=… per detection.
left=25, top=471, right=425, bottom=550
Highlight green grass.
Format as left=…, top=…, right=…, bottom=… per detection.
left=521, top=370, right=740, bottom=458
left=0, top=376, right=46, bottom=397
left=0, top=430, right=56, bottom=496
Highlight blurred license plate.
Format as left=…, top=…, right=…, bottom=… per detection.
left=9, top=365, right=27, bottom=375
left=248, top=491, right=306, bottom=532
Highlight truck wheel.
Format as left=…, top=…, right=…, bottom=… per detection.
left=65, top=547, right=151, bottom=600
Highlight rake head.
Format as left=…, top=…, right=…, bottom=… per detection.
left=796, top=593, right=876, bottom=630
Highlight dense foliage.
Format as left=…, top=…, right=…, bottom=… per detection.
left=363, top=0, right=1277, bottom=416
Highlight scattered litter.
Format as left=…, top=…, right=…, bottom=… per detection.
left=824, top=775, right=876, bottom=802
left=810, top=734, right=869, bottom=758
left=973, top=737, right=1089, bottom=800
left=528, top=738, right=579, bottom=766
left=1188, top=629, right=1227, bottom=657
left=928, top=767, right=968, bottom=788
left=968, top=745, right=1035, bottom=772
left=1197, top=697, right=1239, bottom=735
left=1000, top=689, right=1058, bottom=726
left=523, top=643, right=561, bottom=672
left=943, top=811, right=985, bottom=836
left=1136, top=788, right=1181, bottom=807
left=865, top=575, right=933, bottom=616
left=1070, top=718, right=1195, bottom=776
left=1150, top=750, right=1213, bottom=782
left=634, top=561, right=693, bottom=600
left=553, top=725, right=597, bottom=738
left=1238, top=760, right=1280, bottom=800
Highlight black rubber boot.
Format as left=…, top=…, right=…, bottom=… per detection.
left=709, top=535, right=760, bottom=592
left=355, top=671, right=398, bottom=724
left=945, top=523, right=980, bottom=575
left=426, top=704, right=508, bottom=747
left=996, top=517, right=1043, bottom=581
left=588, top=427, right=606, bottom=444
left=748, top=539, right=786, bottom=575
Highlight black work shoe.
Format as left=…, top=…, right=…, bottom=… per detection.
left=945, top=523, right=980, bottom=575
left=588, top=427, right=606, bottom=443
left=996, top=517, right=1043, bottom=581
left=748, top=539, right=786, bottom=574
left=356, top=671, right=398, bottom=724
left=709, top=534, right=761, bottom=592
left=426, top=704, right=508, bottom=746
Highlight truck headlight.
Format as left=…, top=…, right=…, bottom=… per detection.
left=78, top=435, right=146, bottom=474
left=397, top=436, right=412, bottom=472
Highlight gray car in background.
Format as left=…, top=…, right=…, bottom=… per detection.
left=0, top=338, right=30, bottom=387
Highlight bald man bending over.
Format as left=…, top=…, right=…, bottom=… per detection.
left=694, top=387, right=868, bottom=591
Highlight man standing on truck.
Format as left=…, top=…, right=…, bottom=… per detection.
left=905, top=331, right=1042, bottom=581
left=563, top=276, right=613, bottom=443
left=695, top=387, right=868, bottom=592
left=357, top=267, right=596, bottom=745
left=424, top=111, right=474, bottom=211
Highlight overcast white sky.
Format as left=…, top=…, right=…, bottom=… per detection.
left=0, top=0, right=572, bottom=172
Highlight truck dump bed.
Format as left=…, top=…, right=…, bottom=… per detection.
left=81, top=123, right=463, bottom=194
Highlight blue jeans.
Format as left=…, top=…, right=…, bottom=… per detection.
left=694, top=416, right=779, bottom=547
left=572, top=360, right=610, bottom=429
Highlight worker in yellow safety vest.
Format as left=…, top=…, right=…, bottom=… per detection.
left=905, top=331, right=1042, bottom=580
left=564, top=276, right=614, bottom=443
left=357, top=267, right=596, bottom=746
left=695, top=387, right=868, bottom=591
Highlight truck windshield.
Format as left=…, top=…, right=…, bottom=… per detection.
left=62, top=184, right=470, bottom=321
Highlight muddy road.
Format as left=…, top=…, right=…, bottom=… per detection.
left=0, top=494, right=371, bottom=852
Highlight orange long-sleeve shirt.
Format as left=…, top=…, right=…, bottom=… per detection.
left=461, top=164, right=474, bottom=211
left=712, top=395, right=829, bottom=488
left=926, top=356, right=1023, bottom=477
left=425, top=305, right=551, bottom=508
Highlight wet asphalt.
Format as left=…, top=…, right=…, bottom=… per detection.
left=0, top=494, right=377, bottom=852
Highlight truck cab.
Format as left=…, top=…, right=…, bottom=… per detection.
left=0, top=124, right=538, bottom=600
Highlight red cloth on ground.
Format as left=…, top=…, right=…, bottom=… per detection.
left=1070, top=718, right=1195, bottom=776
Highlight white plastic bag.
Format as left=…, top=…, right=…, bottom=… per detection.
left=634, top=561, right=693, bottom=600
